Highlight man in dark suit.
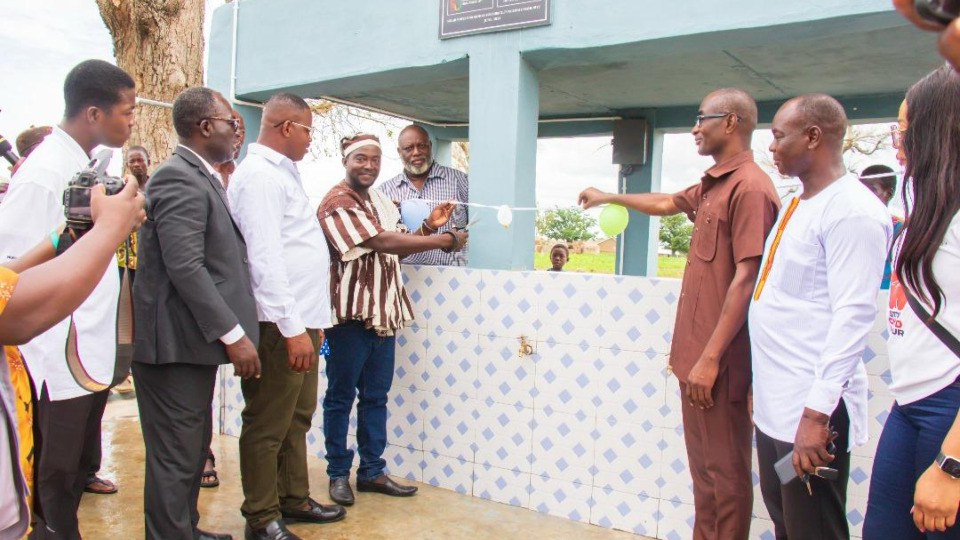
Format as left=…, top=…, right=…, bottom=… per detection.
left=132, top=87, right=261, bottom=540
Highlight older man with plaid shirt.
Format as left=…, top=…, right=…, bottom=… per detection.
left=378, top=125, right=468, bottom=266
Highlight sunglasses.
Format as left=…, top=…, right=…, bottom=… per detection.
left=695, top=112, right=741, bottom=127
left=198, top=117, right=240, bottom=132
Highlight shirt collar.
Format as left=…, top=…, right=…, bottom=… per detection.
left=177, top=144, right=218, bottom=177
left=247, top=142, right=299, bottom=175
left=52, top=126, right=91, bottom=163
left=703, top=150, right=754, bottom=181
left=247, top=142, right=289, bottom=166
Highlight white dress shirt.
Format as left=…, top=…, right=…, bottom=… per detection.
left=749, top=173, right=892, bottom=449
left=0, top=127, right=119, bottom=401
left=227, top=143, right=331, bottom=335
left=886, top=212, right=960, bottom=404
left=176, top=144, right=245, bottom=345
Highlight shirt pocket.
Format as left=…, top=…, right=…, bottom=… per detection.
left=773, top=235, right=821, bottom=300
left=695, top=211, right=719, bottom=262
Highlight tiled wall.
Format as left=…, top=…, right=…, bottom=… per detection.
left=216, top=266, right=894, bottom=540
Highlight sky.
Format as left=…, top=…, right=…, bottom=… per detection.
left=0, top=0, right=902, bottom=216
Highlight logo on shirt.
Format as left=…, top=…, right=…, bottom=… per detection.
left=888, top=271, right=906, bottom=337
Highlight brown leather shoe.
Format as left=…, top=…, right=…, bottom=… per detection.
left=280, top=497, right=346, bottom=524
left=356, top=475, right=418, bottom=497
left=198, top=529, right=233, bottom=540
left=244, top=520, right=299, bottom=540
left=329, top=477, right=355, bottom=506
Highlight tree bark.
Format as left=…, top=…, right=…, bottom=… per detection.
left=96, top=0, right=205, bottom=165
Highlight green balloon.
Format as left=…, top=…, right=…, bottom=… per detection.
left=599, top=204, right=629, bottom=236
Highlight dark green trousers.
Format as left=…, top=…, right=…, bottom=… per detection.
left=239, top=323, right=320, bottom=528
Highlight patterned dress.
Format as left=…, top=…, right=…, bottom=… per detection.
left=1, top=267, right=32, bottom=516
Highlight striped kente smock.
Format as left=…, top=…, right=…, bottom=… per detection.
left=317, top=181, right=414, bottom=335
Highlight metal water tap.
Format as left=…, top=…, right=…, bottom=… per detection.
left=518, top=335, right=534, bottom=358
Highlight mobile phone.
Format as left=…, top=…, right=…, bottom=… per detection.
left=775, top=453, right=799, bottom=485
left=916, top=0, right=960, bottom=26
left=774, top=438, right=839, bottom=485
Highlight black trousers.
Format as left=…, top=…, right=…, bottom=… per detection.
left=756, top=400, right=852, bottom=540
left=29, top=386, right=109, bottom=540
left=133, top=362, right=218, bottom=540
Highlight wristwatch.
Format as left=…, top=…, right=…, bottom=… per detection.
left=936, top=452, right=960, bottom=479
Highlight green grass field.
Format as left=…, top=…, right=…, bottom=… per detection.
left=533, top=251, right=687, bottom=278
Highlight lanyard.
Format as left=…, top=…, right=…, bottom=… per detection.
left=753, top=197, right=800, bottom=301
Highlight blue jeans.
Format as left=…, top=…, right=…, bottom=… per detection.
left=322, top=321, right=395, bottom=482
left=864, top=380, right=960, bottom=539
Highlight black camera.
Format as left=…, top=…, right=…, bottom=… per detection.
left=62, top=149, right=125, bottom=233
left=916, top=0, right=960, bottom=25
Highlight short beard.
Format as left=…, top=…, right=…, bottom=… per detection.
left=403, top=159, right=433, bottom=176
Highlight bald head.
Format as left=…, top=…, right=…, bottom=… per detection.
left=399, top=124, right=429, bottom=140
left=262, top=92, right=310, bottom=126
left=784, top=93, right=847, bottom=148
left=258, top=92, right=313, bottom=161
left=703, top=88, right=758, bottom=132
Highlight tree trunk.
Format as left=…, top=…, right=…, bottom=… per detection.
left=96, top=0, right=205, bottom=166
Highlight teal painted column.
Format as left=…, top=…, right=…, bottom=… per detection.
left=206, top=4, right=261, bottom=159
left=467, top=35, right=538, bottom=270
left=433, top=139, right=454, bottom=168
left=617, top=112, right=663, bottom=276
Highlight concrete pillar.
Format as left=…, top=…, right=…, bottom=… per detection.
left=433, top=139, right=454, bottom=169
left=467, top=35, right=539, bottom=270
left=616, top=112, right=663, bottom=276
left=205, top=5, right=262, bottom=159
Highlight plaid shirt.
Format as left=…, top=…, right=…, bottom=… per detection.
left=377, top=162, right=469, bottom=266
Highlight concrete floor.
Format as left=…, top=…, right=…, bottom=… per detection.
left=77, top=398, right=652, bottom=540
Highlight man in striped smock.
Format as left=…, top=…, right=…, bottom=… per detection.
left=317, top=133, right=467, bottom=507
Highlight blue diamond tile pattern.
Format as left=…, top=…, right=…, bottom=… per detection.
left=216, top=267, right=893, bottom=538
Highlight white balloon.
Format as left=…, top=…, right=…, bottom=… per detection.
left=497, top=205, right=513, bottom=227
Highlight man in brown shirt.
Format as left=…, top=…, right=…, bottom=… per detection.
left=579, top=88, right=779, bottom=540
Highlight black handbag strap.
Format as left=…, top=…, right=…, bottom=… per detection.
left=904, top=285, right=960, bottom=360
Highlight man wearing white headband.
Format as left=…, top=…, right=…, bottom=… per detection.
left=317, top=134, right=467, bottom=506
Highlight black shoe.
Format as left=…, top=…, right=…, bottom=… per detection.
left=356, top=475, right=418, bottom=497
left=329, top=477, right=355, bottom=506
left=244, top=520, right=301, bottom=540
left=280, top=497, right=346, bottom=524
left=198, top=530, right=233, bottom=540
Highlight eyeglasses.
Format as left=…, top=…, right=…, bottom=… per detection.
left=695, top=112, right=741, bottom=127
left=199, top=117, right=240, bottom=132
left=890, top=124, right=906, bottom=149
left=400, top=142, right=431, bottom=153
left=274, top=120, right=316, bottom=137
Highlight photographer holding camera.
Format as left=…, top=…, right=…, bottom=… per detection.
left=0, top=180, right=145, bottom=540
left=0, top=59, right=136, bottom=540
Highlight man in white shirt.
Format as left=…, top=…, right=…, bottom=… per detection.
left=749, top=94, right=892, bottom=539
left=0, top=59, right=136, bottom=539
left=228, top=93, right=346, bottom=540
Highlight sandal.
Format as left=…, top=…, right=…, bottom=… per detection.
left=84, top=475, right=118, bottom=495
left=201, top=456, right=219, bottom=488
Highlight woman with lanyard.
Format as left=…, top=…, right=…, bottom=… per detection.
left=863, top=66, right=960, bottom=538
